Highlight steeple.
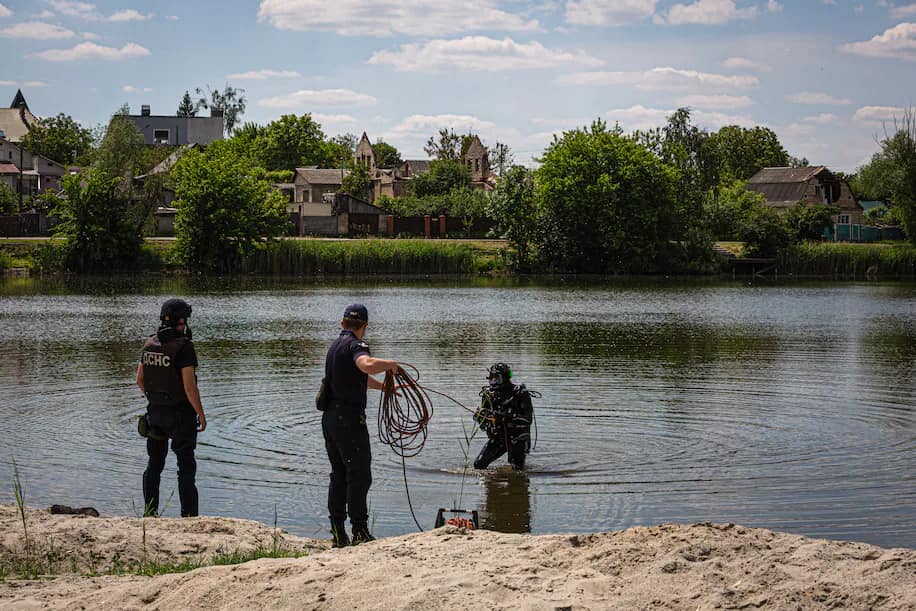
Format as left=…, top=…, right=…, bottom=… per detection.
left=10, top=89, right=29, bottom=112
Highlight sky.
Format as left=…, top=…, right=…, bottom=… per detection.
left=1, top=0, right=915, bottom=170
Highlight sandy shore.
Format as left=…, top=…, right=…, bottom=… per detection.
left=1, top=504, right=914, bottom=610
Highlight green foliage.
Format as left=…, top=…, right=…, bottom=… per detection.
left=704, top=180, right=766, bottom=240
left=195, top=83, right=246, bottom=134
left=489, top=165, right=537, bottom=268
left=0, top=251, right=12, bottom=269
left=176, top=91, right=196, bottom=117
left=536, top=119, right=679, bottom=273
left=713, top=125, right=790, bottom=182
left=340, top=163, right=371, bottom=201
left=424, top=128, right=463, bottom=160
left=778, top=241, right=916, bottom=277
left=411, top=159, right=471, bottom=197
left=51, top=170, right=142, bottom=272
left=244, top=239, right=477, bottom=275
left=171, top=143, right=290, bottom=272
left=0, top=183, right=17, bottom=215
left=737, top=204, right=791, bottom=257
left=260, top=114, right=332, bottom=172
left=373, top=139, right=402, bottom=167
left=488, top=141, right=514, bottom=176
left=20, top=113, right=94, bottom=165
left=784, top=203, right=835, bottom=242
left=93, top=105, right=145, bottom=192
left=863, top=108, right=916, bottom=244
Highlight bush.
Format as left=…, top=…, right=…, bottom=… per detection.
left=778, top=242, right=916, bottom=276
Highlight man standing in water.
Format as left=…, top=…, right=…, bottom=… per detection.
left=136, top=299, right=207, bottom=517
left=473, top=363, right=535, bottom=471
left=321, top=304, right=399, bottom=547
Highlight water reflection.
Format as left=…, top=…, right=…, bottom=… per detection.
left=480, top=470, right=531, bottom=534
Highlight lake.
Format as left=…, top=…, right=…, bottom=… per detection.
left=0, top=276, right=913, bottom=548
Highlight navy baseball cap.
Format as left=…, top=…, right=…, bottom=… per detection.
left=343, top=304, right=368, bottom=323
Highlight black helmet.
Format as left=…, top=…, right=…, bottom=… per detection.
left=487, top=362, right=512, bottom=387
left=160, top=298, right=192, bottom=326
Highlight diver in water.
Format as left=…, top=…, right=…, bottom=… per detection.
left=473, top=363, right=535, bottom=471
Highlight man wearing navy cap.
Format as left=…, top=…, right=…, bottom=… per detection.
left=321, top=303, right=399, bottom=547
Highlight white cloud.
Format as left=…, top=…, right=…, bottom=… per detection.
left=767, top=0, right=782, bottom=11
left=227, top=69, right=302, bottom=80
left=257, top=88, right=377, bottom=109
left=841, top=22, right=916, bottom=61
left=381, top=114, right=520, bottom=156
left=722, top=56, right=771, bottom=71
left=0, top=80, right=15, bottom=86
left=891, top=4, right=916, bottom=18
left=785, top=91, right=851, bottom=105
left=23, top=80, right=48, bottom=87
left=81, top=31, right=99, bottom=39
left=166, top=15, right=179, bottom=20
left=565, top=0, right=658, bottom=26
left=311, top=113, right=358, bottom=125
left=802, top=113, right=839, bottom=124
left=604, top=104, right=755, bottom=131
left=29, top=41, right=151, bottom=61
left=0, top=21, right=75, bottom=39
left=368, top=36, right=603, bottom=72
left=0, top=3, right=11, bottom=18
left=122, top=85, right=153, bottom=93
left=108, top=9, right=152, bottom=22
left=665, top=0, right=757, bottom=25
left=853, top=105, right=906, bottom=122
left=257, top=0, right=538, bottom=36
left=559, top=66, right=759, bottom=90
left=36, top=10, right=55, bottom=18
left=674, top=94, right=753, bottom=108
left=49, top=0, right=98, bottom=20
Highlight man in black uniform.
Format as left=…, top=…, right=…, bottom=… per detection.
left=473, top=363, right=534, bottom=471
left=321, top=304, right=399, bottom=547
left=136, top=298, right=207, bottom=518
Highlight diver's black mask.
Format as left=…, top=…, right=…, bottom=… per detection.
left=487, top=363, right=512, bottom=388
left=157, top=322, right=191, bottom=342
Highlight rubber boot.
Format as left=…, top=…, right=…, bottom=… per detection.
left=330, top=520, right=350, bottom=548
left=351, top=523, right=375, bottom=545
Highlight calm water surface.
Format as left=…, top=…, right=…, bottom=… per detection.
left=0, top=277, right=914, bottom=548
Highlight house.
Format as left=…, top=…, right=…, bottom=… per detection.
left=125, top=105, right=223, bottom=146
left=746, top=166, right=865, bottom=241
left=0, top=90, right=37, bottom=143
left=0, top=136, right=66, bottom=196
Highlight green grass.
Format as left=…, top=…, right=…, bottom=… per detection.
left=244, top=238, right=488, bottom=275
left=104, top=546, right=307, bottom=577
left=778, top=241, right=916, bottom=277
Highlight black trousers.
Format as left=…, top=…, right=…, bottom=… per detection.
left=322, top=407, right=372, bottom=526
left=474, top=433, right=528, bottom=471
left=143, top=403, right=198, bottom=517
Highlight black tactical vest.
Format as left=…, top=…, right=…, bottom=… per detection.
left=141, top=333, right=189, bottom=407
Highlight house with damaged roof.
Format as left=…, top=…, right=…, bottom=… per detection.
left=746, top=166, right=868, bottom=242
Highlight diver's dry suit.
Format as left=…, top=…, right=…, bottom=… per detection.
left=473, top=368, right=534, bottom=470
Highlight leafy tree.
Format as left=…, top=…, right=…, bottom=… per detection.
left=171, top=142, right=289, bottom=272
left=51, top=170, right=142, bottom=272
left=20, top=113, right=94, bottom=165
left=489, top=165, right=537, bottom=268
left=704, top=180, right=766, bottom=240
left=340, top=163, right=372, bottom=201
left=443, top=187, right=488, bottom=233
left=373, top=139, right=402, bottom=167
left=536, top=120, right=679, bottom=273
left=784, top=203, right=835, bottom=242
left=713, top=125, right=790, bottom=181
left=736, top=204, right=791, bottom=257
left=177, top=91, right=197, bottom=117
left=488, top=141, right=514, bottom=176
left=93, top=105, right=145, bottom=196
left=424, top=128, right=463, bottom=161
left=411, top=160, right=471, bottom=197
left=875, top=108, right=916, bottom=243
left=195, top=83, right=247, bottom=135
left=0, top=183, right=17, bottom=214
left=260, top=114, right=332, bottom=172
left=327, top=133, right=358, bottom=171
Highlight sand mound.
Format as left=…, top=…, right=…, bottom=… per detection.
left=1, top=505, right=914, bottom=610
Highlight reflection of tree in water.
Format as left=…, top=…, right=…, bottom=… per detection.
left=480, top=469, right=531, bottom=534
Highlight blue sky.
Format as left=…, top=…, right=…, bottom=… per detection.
left=1, top=0, right=915, bottom=170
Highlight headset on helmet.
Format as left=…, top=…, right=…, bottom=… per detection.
left=487, top=362, right=512, bottom=387
left=160, top=298, right=192, bottom=327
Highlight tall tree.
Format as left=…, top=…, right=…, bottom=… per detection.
left=195, top=83, right=247, bottom=134
left=93, top=104, right=145, bottom=195
left=20, top=113, right=94, bottom=165
left=373, top=139, right=402, bottom=167
left=260, top=114, right=331, bottom=172
left=424, top=128, right=462, bottom=160
left=713, top=125, right=790, bottom=181
left=176, top=91, right=197, bottom=117
left=867, top=107, right=916, bottom=243
left=171, top=142, right=289, bottom=272
left=488, top=141, right=514, bottom=176
left=537, top=120, right=679, bottom=273
left=340, top=163, right=372, bottom=201
left=411, top=159, right=471, bottom=197
left=489, top=165, right=537, bottom=268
